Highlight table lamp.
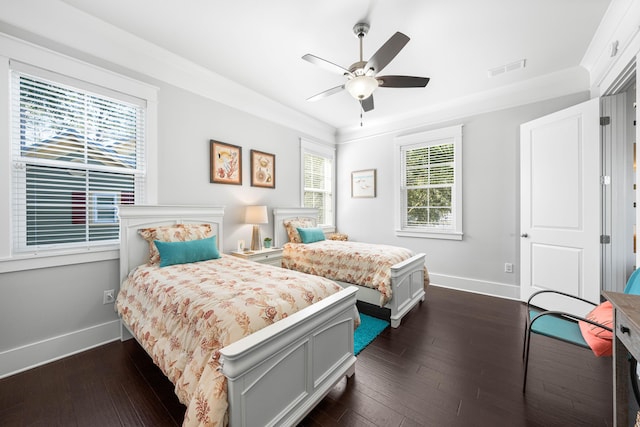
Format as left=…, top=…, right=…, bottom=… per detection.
left=245, top=205, right=268, bottom=250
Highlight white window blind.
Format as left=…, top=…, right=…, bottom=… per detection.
left=301, top=140, right=335, bottom=226
left=402, top=143, right=454, bottom=227
left=10, top=66, right=146, bottom=252
left=396, top=125, right=462, bottom=240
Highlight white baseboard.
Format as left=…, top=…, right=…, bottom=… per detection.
left=0, top=319, right=121, bottom=379
left=428, top=273, right=521, bottom=300
left=0, top=274, right=517, bottom=379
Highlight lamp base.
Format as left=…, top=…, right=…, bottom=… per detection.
left=250, top=225, right=262, bottom=251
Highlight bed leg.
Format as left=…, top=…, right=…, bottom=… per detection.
left=346, top=363, right=356, bottom=378
left=390, top=318, right=401, bottom=328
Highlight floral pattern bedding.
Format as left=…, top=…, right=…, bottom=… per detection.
left=282, top=240, right=428, bottom=306
left=116, top=255, right=344, bottom=427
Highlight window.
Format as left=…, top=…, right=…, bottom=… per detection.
left=91, top=192, right=120, bottom=224
left=10, top=64, right=145, bottom=253
left=396, top=125, right=463, bottom=240
left=301, top=139, right=335, bottom=227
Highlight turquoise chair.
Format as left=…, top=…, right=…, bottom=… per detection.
left=522, top=268, right=640, bottom=392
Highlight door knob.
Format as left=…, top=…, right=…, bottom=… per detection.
left=521, top=233, right=529, bottom=238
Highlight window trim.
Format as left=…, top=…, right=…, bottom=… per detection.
left=300, top=138, right=336, bottom=230
left=0, top=34, right=158, bottom=272
left=394, top=124, right=463, bottom=240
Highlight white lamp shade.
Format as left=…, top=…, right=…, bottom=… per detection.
left=345, top=76, right=379, bottom=100
left=245, top=205, right=268, bottom=224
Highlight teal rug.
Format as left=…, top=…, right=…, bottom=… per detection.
left=354, top=313, right=390, bottom=355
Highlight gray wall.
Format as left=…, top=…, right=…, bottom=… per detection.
left=0, top=61, right=314, bottom=374
left=154, top=83, right=309, bottom=251
left=0, top=25, right=594, bottom=376
left=1, top=260, right=119, bottom=350
left=337, top=92, right=590, bottom=297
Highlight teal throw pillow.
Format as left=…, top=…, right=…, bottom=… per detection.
left=296, top=227, right=326, bottom=244
left=154, top=236, right=220, bottom=267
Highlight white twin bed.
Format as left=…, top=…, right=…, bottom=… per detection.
left=273, top=207, right=428, bottom=328
left=117, top=205, right=359, bottom=426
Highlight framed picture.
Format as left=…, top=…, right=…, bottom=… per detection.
left=250, top=149, right=275, bottom=188
left=351, top=169, right=376, bottom=198
left=210, top=140, right=242, bottom=185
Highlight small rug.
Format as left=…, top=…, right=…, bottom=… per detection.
left=354, top=313, right=390, bottom=355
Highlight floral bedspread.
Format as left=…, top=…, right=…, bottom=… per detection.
left=282, top=240, right=427, bottom=306
left=116, top=255, right=344, bottom=427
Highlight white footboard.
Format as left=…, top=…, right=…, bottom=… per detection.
left=338, top=253, right=426, bottom=328
left=387, top=253, right=426, bottom=327
left=219, top=286, right=359, bottom=427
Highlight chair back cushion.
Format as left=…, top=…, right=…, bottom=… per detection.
left=578, top=301, right=613, bottom=356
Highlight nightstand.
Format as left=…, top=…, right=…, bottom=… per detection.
left=230, top=247, right=283, bottom=267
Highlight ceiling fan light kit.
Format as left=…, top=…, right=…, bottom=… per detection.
left=345, top=75, right=378, bottom=100
left=302, top=22, right=430, bottom=115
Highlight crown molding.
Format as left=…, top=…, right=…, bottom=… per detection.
left=3, top=0, right=629, bottom=146
left=581, top=0, right=640, bottom=96
left=0, top=0, right=336, bottom=143
left=336, top=67, right=590, bottom=143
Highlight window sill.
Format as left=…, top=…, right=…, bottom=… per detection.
left=395, top=229, right=463, bottom=241
left=0, top=246, right=119, bottom=273
left=320, top=225, right=336, bottom=234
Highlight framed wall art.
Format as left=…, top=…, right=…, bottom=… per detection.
left=250, top=149, right=275, bottom=189
left=351, top=169, right=376, bottom=198
left=210, top=140, right=242, bottom=185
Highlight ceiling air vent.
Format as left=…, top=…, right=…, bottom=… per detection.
left=488, top=59, right=526, bottom=78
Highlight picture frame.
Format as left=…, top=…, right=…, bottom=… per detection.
left=210, top=140, right=242, bottom=185
left=351, top=169, right=377, bottom=198
left=250, top=149, right=276, bottom=188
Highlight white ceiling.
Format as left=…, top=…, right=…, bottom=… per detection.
left=60, top=0, right=611, bottom=134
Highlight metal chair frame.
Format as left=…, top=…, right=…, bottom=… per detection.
left=522, top=289, right=613, bottom=393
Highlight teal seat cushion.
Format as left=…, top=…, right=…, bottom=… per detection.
left=529, top=309, right=589, bottom=348
left=154, top=236, right=220, bottom=267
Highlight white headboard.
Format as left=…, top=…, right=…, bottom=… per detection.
left=272, top=207, right=319, bottom=248
left=117, top=205, right=225, bottom=283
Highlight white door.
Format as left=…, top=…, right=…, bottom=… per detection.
left=520, top=98, right=600, bottom=315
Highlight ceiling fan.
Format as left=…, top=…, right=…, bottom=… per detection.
left=302, top=22, right=430, bottom=112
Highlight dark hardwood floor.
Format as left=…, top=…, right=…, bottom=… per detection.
left=0, top=286, right=613, bottom=426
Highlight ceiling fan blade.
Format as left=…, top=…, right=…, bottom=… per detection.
left=306, top=85, right=345, bottom=102
left=302, top=54, right=352, bottom=76
left=365, top=32, right=410, bottom=74
left=377, top=75, right=430, bottom=88
left=360, top=95, right=374, bottom=112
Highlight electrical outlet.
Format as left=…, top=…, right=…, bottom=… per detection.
left=504, top=263, right=513, bottom=273
left=103, top=289, right=115, bottom=304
